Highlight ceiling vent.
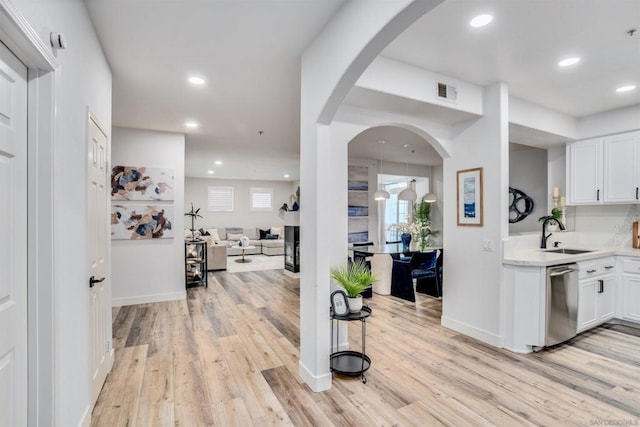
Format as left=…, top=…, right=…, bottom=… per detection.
left=437, top=82, right=457, bottom=102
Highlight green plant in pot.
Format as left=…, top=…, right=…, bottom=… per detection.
left=330, top=259, right=377, bottom=313
left=538, top=208, right=563, bottom=229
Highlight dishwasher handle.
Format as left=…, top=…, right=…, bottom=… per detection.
left=549, top=267, right=577, bottom=277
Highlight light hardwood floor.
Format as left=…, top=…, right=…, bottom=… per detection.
left=92, top=269, right=640, bottom=426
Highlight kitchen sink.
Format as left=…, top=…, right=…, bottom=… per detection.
left=544, top=248, right=593, bottom=255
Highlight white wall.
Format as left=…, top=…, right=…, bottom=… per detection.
left=184, top=177, right=292, bottom=231
left=578, top=104, right=640, bottom=139
left=509, top=146, right=547, bottom=234
left=111, top=127, right=186, bottom=306
left=356, top=56, right=483, bottom=116
left=442, top=83, right=509, bottom=347
left=10, top=0, right=112, bottom=424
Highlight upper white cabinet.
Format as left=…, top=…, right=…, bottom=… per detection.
left=604, top=133, right=640, bottom=203
left=568, top=138, right=603, bottom=204
left=567, top=130, right=640, bottom=205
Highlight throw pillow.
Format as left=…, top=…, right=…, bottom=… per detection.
left=258, top=228, right=269, bottom=240
left=265, top=233, right=279, bottom=240
left=270, top=226, right=283, bottom=237
left=227, top=232, right=243, bottom=241
left=225, top=227, right=243, bottom=239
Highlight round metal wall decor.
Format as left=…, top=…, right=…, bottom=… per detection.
left=509, top=187, right=535, bottom=223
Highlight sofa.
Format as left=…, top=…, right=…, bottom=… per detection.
left=200, top=226, right=285, bottom=256
left=204, top=240, right=227, bottom=270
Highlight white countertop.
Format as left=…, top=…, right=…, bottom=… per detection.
left=503, top=231, right=640, bottom=267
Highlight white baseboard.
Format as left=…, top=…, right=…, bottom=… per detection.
left=112, top=290, right=186, bottom=307
left=298, top=360, right=331, bottom=392
left=441, top=315, right=502, bottom=348
left=79, top=404, right=91, bottom=427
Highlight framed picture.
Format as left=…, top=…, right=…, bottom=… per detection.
left=457, top=167, right=483, bottom=226
left=330, top=290, right=350, bottom=317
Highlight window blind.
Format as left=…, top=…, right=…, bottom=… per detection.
left=250, top=188, right=273, bottom=211
left=208, top=186, right=234, bottom=212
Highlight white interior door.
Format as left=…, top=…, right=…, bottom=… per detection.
left=0, top=41, right=28, bottom=426
left=87, top=114, right=112, bottom=406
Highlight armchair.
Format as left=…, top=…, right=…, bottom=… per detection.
left=391, top=250, right=438, bottom=302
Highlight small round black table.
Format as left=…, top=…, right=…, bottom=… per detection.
left=330, top=306, right=371, bottom=383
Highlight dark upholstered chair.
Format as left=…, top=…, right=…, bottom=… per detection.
left=391, top=250, right=438, bottom=302
left=415, top=250, right=443, bottom=298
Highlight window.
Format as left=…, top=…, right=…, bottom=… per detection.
left=250, top=187, right=273, bottom=211
left=384, top=182, right=410, bottom=243
left=208, top=186, right=234, bottom=212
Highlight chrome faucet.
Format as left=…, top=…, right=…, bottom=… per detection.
left=541, top=217, right=566, bottom=249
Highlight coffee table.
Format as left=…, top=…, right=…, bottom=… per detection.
left=233, top=245, right=255, bottom=263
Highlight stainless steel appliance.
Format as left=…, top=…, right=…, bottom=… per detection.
left=545, top=264, right=579, bottom=346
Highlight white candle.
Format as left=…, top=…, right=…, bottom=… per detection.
left=553, top=186, right=560, bottom=198
left=560, top=196, right=566, bottom=207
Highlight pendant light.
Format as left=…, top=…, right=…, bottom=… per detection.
left=398, top=147, right=417, bottom=201
left=423, top=193, right=437, bottom=203
left=373, top=139, right=390, bottom=200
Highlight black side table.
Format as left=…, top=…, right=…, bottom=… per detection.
left=330, top=306, right=371, bottom=383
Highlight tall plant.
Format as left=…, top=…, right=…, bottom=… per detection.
left=413, top=196, right=440, bottom=250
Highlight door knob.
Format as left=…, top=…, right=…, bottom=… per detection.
left=89, top=276, right=105, bottom=288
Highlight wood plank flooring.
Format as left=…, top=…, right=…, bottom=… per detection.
left=92, top=269, right=640, bottom=426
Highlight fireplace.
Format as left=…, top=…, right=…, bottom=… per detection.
left=284, top=225, right=299, bottom=273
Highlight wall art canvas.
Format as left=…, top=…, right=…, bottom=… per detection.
left=348, top=165, right=369, bottom=191
left=348, top=165, right=369, bottom=243
left=111, top=204, right=174, bottom=239
left=111, top=166, right=174, bottom=201
left=457, top=167, right=483, bottom=226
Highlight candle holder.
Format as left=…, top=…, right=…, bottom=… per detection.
left=553, top=196, right=559, bottom=209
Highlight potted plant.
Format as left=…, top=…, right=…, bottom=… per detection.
left=330, top=259, right=377, bottom=313
left=538, top=208, right=563, bottom=231
left=413, top=197, right=440, bottom=251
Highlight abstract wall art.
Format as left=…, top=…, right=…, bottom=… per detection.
left=348, top=165, right=369, bottom=243
left=111, top=166, right=174, bottom=201
left=457, top=167, right=483, bottom=226
left=111, top=204, right=174, bottom=239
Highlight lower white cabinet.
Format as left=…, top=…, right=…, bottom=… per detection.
left=622, top=258, right=640, bottom=323
left=577, top=258, right=616, bottom=332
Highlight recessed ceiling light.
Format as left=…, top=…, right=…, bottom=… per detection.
left=185, top=121, right=199, bottom=128
left=558, top=57, right=580, bottom=67
left=616, top=84, right=637, bottom=93
left=214, top=160, right=223, bottom=166
left=207, top=170, right=214, bottom=174
left=188, top=76, right=205, bottom=85
left=283, top=174, right=290, bottom=178
left=403, top=144, right=410, bottom=148
left=470, top=14, right=493, bottom=28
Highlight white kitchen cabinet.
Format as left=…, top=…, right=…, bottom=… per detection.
left=577, top=258, right=616, bottom=332
left=622, top=258, right=640, bottom=323
left=567, top=138, right=603, bottom=205
left=567, top=130, right=640, bottom=205
left=604, top=132, right=640, bottom=203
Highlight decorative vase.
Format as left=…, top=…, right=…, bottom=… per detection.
left=400, top=233, right=412, bottom=252
left=347, top=295, right=363, bottom=313
left=419, top=234, right=429, bottom=251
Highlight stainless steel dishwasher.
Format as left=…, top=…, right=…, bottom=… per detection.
left=545, top=263, right=579, bottom=346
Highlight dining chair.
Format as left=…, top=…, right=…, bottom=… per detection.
left=415, top=250, right=442, bottom=298
left=391, top=250, right=438, bottom=302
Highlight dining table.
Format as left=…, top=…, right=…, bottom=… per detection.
left=350, top=243, right=442, bottom=295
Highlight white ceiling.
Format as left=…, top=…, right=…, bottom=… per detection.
left=85, top=0, right=640, bottom=181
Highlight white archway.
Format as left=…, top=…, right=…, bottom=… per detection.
left=298, top=0, right=445, bottom=391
